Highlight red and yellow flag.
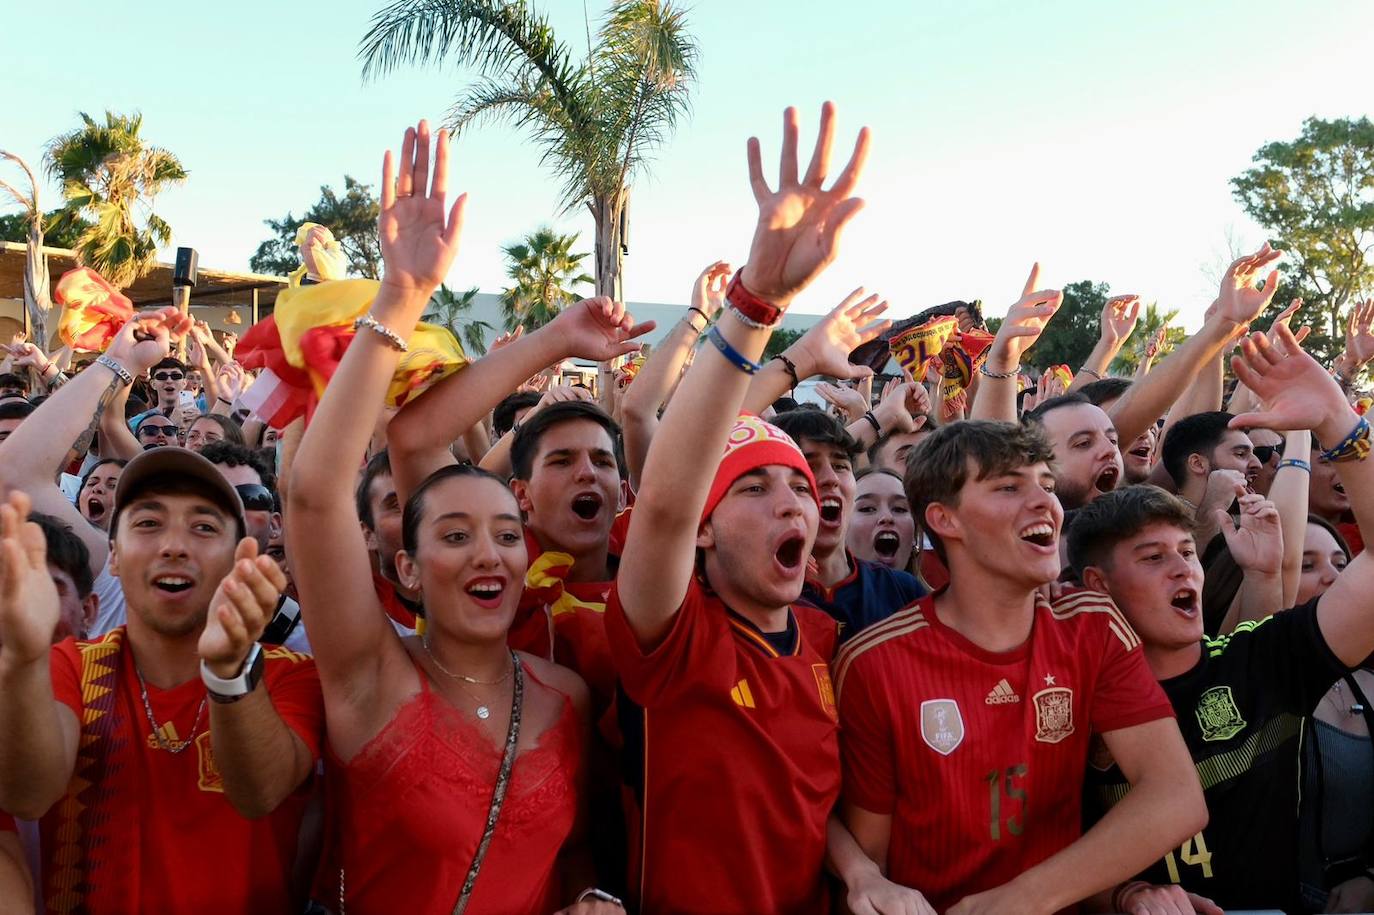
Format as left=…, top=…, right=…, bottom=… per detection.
left=54, top=267, right=136, bottom=353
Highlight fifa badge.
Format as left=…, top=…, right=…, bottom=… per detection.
left=920, top=699, right=965, bottom=755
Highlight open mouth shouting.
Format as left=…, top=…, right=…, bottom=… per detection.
left=151, top=573, right=196, bottom=596
left=1019, top=521, right=1056, bottom=551
left=1170, top=587, right=1199, bottom=618
left=873, top=530, right=901, bottom=559
left=1094, top=464, right=1121, bottom=494
left=85, top=497, right=108, bottom=523
left=819, top=496, right=843, bottom=527
left=465, top=576, right=508, bottom=610
left=774, top=533, right=807, bottom=575
left=569, top=492, right=604, bottom=523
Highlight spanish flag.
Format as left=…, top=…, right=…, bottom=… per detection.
left=54, top=267, right=136, bottom=353
left=238, top=278, right=468, bottom=429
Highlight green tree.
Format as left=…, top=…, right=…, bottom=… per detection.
left=424, top=283, right=494, bottom=356
left=500, top=227, right=594, bottom=331
left=0, top=208, right=91, bottom=250
left=0, top=152, right=58, bottom=344
left=44, top=111, right=187, bottom=290
left=1109, top=301, right=1185, bottom=375
left=1232, top=116, right=1374, bottom=365
left=1020, top=280, right=1110, bottom=371
left=763, top=327, right=805, bottom=361
left=359, top=0, right=697, bottom=300
left=250, top=176, right=382, bottom=278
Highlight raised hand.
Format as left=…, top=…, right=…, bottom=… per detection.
left=1101, top=294, right=1141, bottom=346
left=1143, top=323, right=1169, bottom=360
left=784, top=288, right=891, bottom=380
left=740, top=103, right=870, bottom=306
left=1341, top=299, right=1374, bottom=369
left=987, top=264, right=1063, bottom=373
left=816, top=381, right=868, bottom=423
left=1213, top=242, right=1282, bottom=326
left=490, top=326, right=524, bottom=352
left=1230, top=324, right=1355, bottom=443
left=0, top=491, right=59, bottom=664
left=105, top=307, right=194, bottom=375
left=7, top=341, right=49, bottom=372
left=871, top=377, right=927, bottom=434
left=693, top=261, right=732, bottom=319
left=1218, top=493, right=1282, bottom=575
left=198, top=538, right=289, bottom=678
left=216, top=362, right=248, bottom=402
left=548, top=296, right=656, bottom=362
left=378, top=120, right=467, bottom=300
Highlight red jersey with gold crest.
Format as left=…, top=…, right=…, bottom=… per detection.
left=834, top=590, right=1171, bottom=912
left=606, top=576, right=841, bottom=915
left=40, top=628, right=324, bottom=914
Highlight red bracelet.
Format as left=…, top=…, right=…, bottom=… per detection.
left=726, top=272, right=783, bottom=329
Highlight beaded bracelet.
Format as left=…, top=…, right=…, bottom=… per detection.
left=353, top=314, right=408, bottom=352
left=979, top=363, right=1018, bottom=380
left=706, top=326, right=761, bottom=375
left=1319, top=415, right=1371, bottom=464
left=1276, top=458, right=1312, bottom=473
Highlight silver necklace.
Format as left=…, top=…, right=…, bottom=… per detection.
left=134, top=664, right=207, bottom=753
left=423, top=638, right=513, bottom=720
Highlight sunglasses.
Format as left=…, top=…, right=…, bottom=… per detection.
left=138, top=423, right=180, bottom=437
left=152, top=372, right=185, bottom=382
left=1252, top=443, right=1285, bottom=463
left=234, top=484, right=275, bottom=512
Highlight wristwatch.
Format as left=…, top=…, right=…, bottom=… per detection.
left=200, top=644, right=265, bottom=704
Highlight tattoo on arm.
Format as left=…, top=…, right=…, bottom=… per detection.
left=63, top=375, right=121, bottom=470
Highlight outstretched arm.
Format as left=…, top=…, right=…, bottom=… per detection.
left=1230, top=324, right=1374, bottom=667
left=0, top=492, right=80, bottom=819
left=0, top=309, right=191, bottom=577
left=618, top=101, right=870, bottom=647
left=621, top=262, right=730, bottom=492
left=1110, top=244, right=1281, bottom=447
left=969, top=264, right=1064, bottom=422
left=387, top=299, right=652, bottom=503
left=288, top=121, right=467, bottom=715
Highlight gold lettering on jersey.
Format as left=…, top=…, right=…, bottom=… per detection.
left=812, top=664, right=838, bottom=722
left=196, top=731, right=225, bottom=794
left=1195, top=686, right=1246, bottom=742
left=921, top=699, right=964, bottom=755
left=1032, top=686, right=1074, bottom=743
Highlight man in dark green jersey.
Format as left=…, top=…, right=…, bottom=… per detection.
left=1066, top=325, right=1374, bottom=915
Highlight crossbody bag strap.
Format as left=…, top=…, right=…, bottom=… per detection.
left=452, top=651, right=525, bottom=915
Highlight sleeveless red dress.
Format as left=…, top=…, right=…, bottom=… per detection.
left=325, top=663, right=583, bottom=914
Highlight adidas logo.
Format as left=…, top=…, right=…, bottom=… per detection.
left=730, top=679, right=756, bottom=709
left=985, top=679, right=1020, bottom=705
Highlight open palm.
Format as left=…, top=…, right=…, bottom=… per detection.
left=1230, top=324, right=1349, bottom=435
left=789, top=288, right=891, bottom=380
left=379, top=121, right=467, bottom=297
left=989, top=263, right=1063, bottom=371
left=741, top=103, right=870, bottom=306
left=1214, top=243, right=1282, bottom=326
left=553, top=297, right=656, bottom=362
left=0, top=492, right=59, bottom=664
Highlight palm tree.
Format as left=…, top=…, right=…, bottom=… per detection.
left=359, top=0, right=696, bottom=300
left=0, top=151, right=53, bottom=343
left=424, top=283, right=494, bottom=355
left=500, top=227, right=594, bottom=331
left=1110, top=301, right=1185, bottom=374
left=45, top=111, right=187, bottom=290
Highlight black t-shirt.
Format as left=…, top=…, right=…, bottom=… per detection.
left=1084, top=599, right=1349, bottom=913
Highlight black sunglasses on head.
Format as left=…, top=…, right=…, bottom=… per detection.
left=234, top=484, right=275, bottom=512
left=138, top=423, right=180, bottom=437
left=1252, top=443, right=1285, bottom=463
left=152, top=372, right=185, bottom=382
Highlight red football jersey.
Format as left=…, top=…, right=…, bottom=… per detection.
left=606, top=576, right=841, bottom=915
left=42, top=629, right=324, bottom=915
left=835, top=590, right=1172, bottom=913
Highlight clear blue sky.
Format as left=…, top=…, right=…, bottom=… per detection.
left=4, top=0, right=1372, bottom=329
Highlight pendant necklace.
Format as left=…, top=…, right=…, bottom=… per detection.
left=423, top=638, right=513, bottom=720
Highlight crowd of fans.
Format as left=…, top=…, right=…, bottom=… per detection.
left=0, top=105, right=1371, bottom=915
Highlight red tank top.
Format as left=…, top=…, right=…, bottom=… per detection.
left=325, top=662, right=583, bottom=914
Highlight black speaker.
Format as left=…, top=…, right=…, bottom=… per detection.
left=173, top=247, right=199, bottom=287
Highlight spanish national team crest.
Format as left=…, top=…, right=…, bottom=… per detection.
left=920, top=699, right=964, bottom=755
left=1032, top=686, right=1075, bottom=743
left=1195, top=686, right=1246, bottom=742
